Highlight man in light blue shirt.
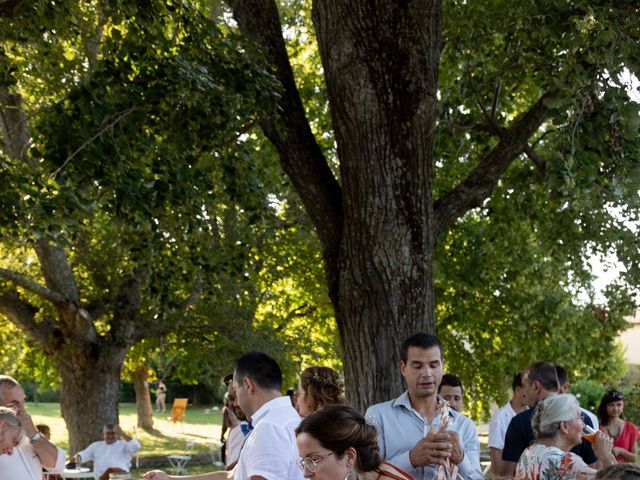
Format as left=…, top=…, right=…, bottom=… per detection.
left=365, top=333, right=483, bottom=480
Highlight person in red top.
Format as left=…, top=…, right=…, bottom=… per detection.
left=597, top=390, right=639, bottom=463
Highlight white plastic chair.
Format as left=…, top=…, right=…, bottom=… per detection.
left=209, top=439, right=224, bottom=466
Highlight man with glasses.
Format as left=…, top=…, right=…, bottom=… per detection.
left=499, top=361, right=597, bottom=477
left=76, top=423, right=140, bottom=480
left=0, top=375, right=66, bottom=480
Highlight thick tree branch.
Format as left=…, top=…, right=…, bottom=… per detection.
left=0, top=87, right=38, bottom=169
left=34, top=240, right=81, bottom=304
left=0, top=288, right=59, bottom=349
left=224, top=0, right=343, bottom=258
left=433, top=93, right=551, bottom=240
left=111, top=268, right=144, bottom=345
left=0, top=267, right=67, bottom=304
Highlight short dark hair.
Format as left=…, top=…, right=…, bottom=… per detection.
left=439, top=374, right=464, bottom=395
left=526, top=362, right=559, bottom=392
left=555, top=364, right=568, bottom=387
left=235, top=351, right=282, bottom=391
left=401, top=333, right=444, bottom=363
left=295, top=405, right=381, bottom=472
left=512, top=372, right=524, bottom=392
left=596, top=463, right=640, bottom=480
left=223, top=374, right=233, bottom=386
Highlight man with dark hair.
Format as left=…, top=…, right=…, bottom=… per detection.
left=366, top=334, right=482, bottom=480
left=499, top=361, right=597, bottom=477
left=555, top=363, right=599, bottom=429
left=0, top=375, right=66, bottom=480
left=76, top=423, right=140, bottom=480
left=144, top=351, right=303, bottom=480
left=488, top=372, right=528, bottom=474
left=438, top=374, right=464, bottom=412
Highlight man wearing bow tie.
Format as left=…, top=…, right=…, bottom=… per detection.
left=144, top=352, right=303, bottom=480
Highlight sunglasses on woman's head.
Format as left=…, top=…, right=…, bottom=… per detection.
left=607, top=390, right=624, bottom=400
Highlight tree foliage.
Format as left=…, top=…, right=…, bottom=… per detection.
left=220, top=0, right=640, bottom=410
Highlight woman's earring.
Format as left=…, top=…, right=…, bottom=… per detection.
left=343, top=470, right=361, bottom=480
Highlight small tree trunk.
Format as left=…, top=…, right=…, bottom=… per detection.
left=132, top=365, right=154, bottom=429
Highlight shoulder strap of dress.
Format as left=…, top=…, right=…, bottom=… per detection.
left=379, top=461, right=415, bottom=480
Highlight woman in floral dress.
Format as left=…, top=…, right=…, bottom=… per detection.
left=515, top=394, right=616, bottom=480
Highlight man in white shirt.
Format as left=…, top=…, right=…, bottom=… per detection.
left=487, top=372, right=528, bottom=474
left=143, top=351, right=304, bottom=480
left=0, top=407, right=22, bottom=454
left=76, top=423, right=141, bottom=480
left=0, top=375, right=66, bottom=480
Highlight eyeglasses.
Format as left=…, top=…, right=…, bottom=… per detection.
left=607, top=390, right=624, bottom=400
left=296, top=452, right=334, bottom=473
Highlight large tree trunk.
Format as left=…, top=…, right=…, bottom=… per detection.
left=132, top=365, right=154, bottom=429
left=313, top=0, right=442, bottom=410
left=57, top=346, right=128, bottom=454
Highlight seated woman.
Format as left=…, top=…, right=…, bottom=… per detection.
left=296, top=366, right=346, bottom=417
left=597, top=390, right=639, bottom=463
left=515, top=394, right=616, bottom=480
left=296, top=404, right=413, bottom=480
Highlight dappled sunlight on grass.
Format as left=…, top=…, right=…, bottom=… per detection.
left=29, top=402, right=223, bottom=457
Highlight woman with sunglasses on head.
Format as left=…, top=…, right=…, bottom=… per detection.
left=598, top=390, right=639, bottom=463
left=296, top=405, right=413, bottom=480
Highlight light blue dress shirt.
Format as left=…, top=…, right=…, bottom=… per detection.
left=365, top=391, right=483, bottom=480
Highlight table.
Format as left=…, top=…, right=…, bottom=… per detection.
left=167, top=453, right=192, bottom=474
left=61, top=467, right=98, bottom=479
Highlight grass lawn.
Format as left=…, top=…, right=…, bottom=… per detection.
left=29, top=402, right=224, bottom=463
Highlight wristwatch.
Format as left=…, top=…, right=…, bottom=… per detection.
left=30, top=431, right=42, bottom=445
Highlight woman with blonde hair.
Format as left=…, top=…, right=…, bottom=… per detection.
left=515, top=394, right=616, bottom=480
left=297, top=366, right=346, bottom=417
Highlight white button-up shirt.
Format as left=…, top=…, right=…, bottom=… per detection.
left=234, top=396, right=304, bottom=480
left=488, top=400, right=518, bottom=450
left=0, top=435, right=66, bottom=480
left=77, top=438, right=140, bottom=476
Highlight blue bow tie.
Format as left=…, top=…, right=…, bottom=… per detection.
left=240, top=422, right=253, bottom=436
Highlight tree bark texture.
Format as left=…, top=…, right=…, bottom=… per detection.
left=312, top=0, right=442, bottom=410
left=58, top=347, right=128, bottom=453
left=132, top=365, right=154, bottom=430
